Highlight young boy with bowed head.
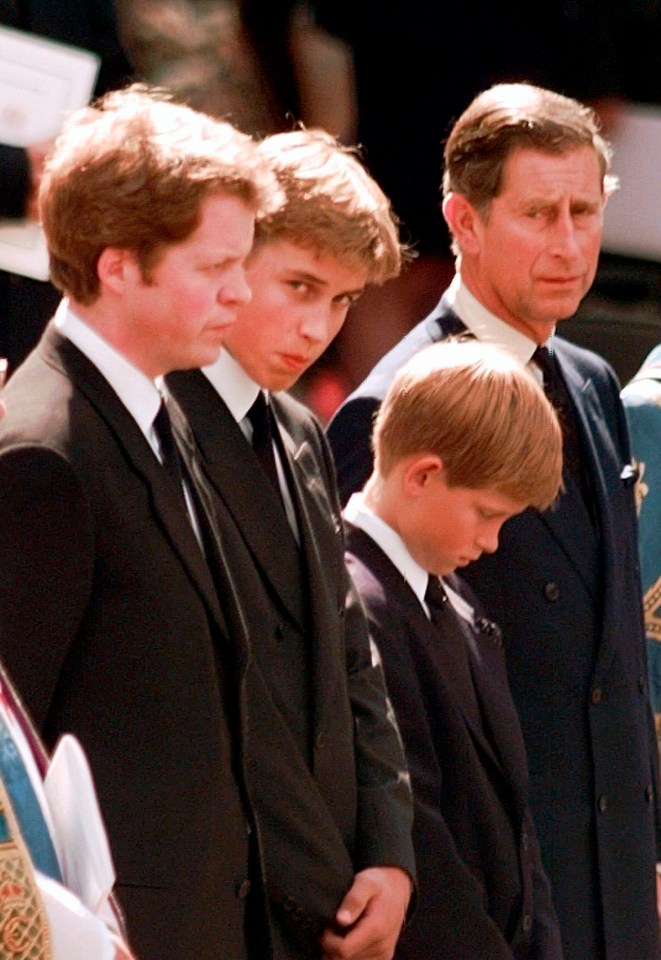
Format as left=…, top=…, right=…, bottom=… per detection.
left=168, top=128, right=416, bottom=960
left=343, top=339, right=565, bottom=960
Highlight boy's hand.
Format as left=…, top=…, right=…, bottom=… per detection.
left=320, top=866, right=411, bottom=960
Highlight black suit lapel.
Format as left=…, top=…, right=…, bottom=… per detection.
left=533, top=345, right=603, bottom=598
left=430, top=301, right=470, bottom=341
left=168, top=370, right=305, bottom=627
left=45, top=331, right=228, bottom=635
left=269, top=400, right=349, bottom=733
left=460, top=616, right=529, bottom=811
left=347, top=525, right=515, bottom=787
left=274, top=410, right=341, bottom=596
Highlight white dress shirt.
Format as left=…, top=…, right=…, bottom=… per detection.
left=56, top=300, right=205, bottom=545
left=445, top=274, right=552, bottom=387
left=54, top=299, right=162, bottom=454
left=344, top=492, right=475, bottom=625
left=203, top=349, right=300, bottom=538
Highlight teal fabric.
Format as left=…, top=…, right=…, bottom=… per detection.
left=622, top=344, right=661, bottom=710
left=0, top=707, right=61, bottom=880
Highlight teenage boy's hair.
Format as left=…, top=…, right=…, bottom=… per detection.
left=254, top=128, right=406, bottom=285
left=40, top=84, right=280, bottom=304
left=372, top=339, right=563, bottom=510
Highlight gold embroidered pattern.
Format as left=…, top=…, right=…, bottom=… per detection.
left=644, top=575, right=661, bottom=643
left=633, top=459, right=649, bottom=515
left=0, top=780, right=51, bottom=960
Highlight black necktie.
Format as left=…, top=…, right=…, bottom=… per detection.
left=154, top=398, right=212, bottom=547
left=425, top=576, right=482, bottom=730
left=246, top=392, right=282, bottom=497
left=154, top=398, right=241, bottom=609
left=154, top=399, right=186, bottom=499
left=532, top=345, right=591, bottom=506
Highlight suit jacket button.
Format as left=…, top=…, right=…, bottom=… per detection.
left=597, top=794, right=608, bottom=814
left=236, top=879, right=252, bottom=899
left=590, top=687, right=602, bottom=705
left=543, top=581, right=560, bottom=602
left=522, top=914, right=532, bottom=932
left=316, top=731, right=326, bottom=749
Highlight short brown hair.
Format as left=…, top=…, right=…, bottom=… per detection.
left=443, top=82, right=617, bottom=216
left=253, top=128, right=406, bottom=285
left=40, top=84, right=281, bottom=303
left=372, top=339, right=563, bottom=510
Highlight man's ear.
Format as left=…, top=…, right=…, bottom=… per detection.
left=97, top=247, right=139, bottom=294
left=443, top=192, right=482, bottom=256
left=402, top=454, right=444, bottom=496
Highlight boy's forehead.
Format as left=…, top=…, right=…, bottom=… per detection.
left=248, top=238, right=368, bottom=288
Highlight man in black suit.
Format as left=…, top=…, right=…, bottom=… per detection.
left=0, top=85, right=281, bottom=960
left=327, top=82, right=661, bottom=960
left=168, top=128, right=415, bottom=960
left=344, top=338, right=565, bottom=959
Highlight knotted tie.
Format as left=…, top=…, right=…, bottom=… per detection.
left=246, top=392, right=282, bottom=497
left=425, top=576, right=482, bottom=729
left=532, top=345, right=591, bottom=505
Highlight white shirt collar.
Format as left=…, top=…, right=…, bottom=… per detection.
left=344, top=491, right=430, bottom=609
left=201, top=348, right=261, bottom=423
left=344, top=490, right=477, bottom=626
left=446, top=273, right=553, bottom=370
left=54, top=300, right=162, bottom=445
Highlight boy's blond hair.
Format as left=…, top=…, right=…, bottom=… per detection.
left=372, top=339, right=563, bottom=510
left=254, top=128, right=406, bottom=285
left=40, top=84, right=281, bottom=304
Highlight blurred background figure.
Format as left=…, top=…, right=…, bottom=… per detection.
left=621, top=344, right=661, bottom=751
left=118, top=0, right=356, bottom=142
left=0, top=0, right=135, bottom=376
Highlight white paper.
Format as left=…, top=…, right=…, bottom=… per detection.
left=0, top=25, right=100, bottom=279
left=0, top=25, right=100, bottom=146
left=37, top=873, right=115, bottom=960
left=43, top=734, right=116, bottom=917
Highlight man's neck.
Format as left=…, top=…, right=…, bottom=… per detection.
left=455, top=270, right=556, bottom=346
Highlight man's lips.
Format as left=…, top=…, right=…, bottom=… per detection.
left=279, top=352, right=310, bottom=371
left=538, top=274, right=584, bottom=286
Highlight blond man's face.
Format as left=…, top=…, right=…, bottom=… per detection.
left=222, top=239, right=368, bottom=391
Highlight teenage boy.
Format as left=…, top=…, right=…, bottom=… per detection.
left=168, top=128, right=415, bottom=960
left=344, top=339, right=564, bottom=960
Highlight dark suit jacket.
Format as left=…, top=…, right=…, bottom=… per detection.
left=168, top=369, right=416, bottom=958
left=344, top=524, right=563, bottom=960
left=327, top=295, right=661, bottom=960
left=0, top=325, right=259, bottom=960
